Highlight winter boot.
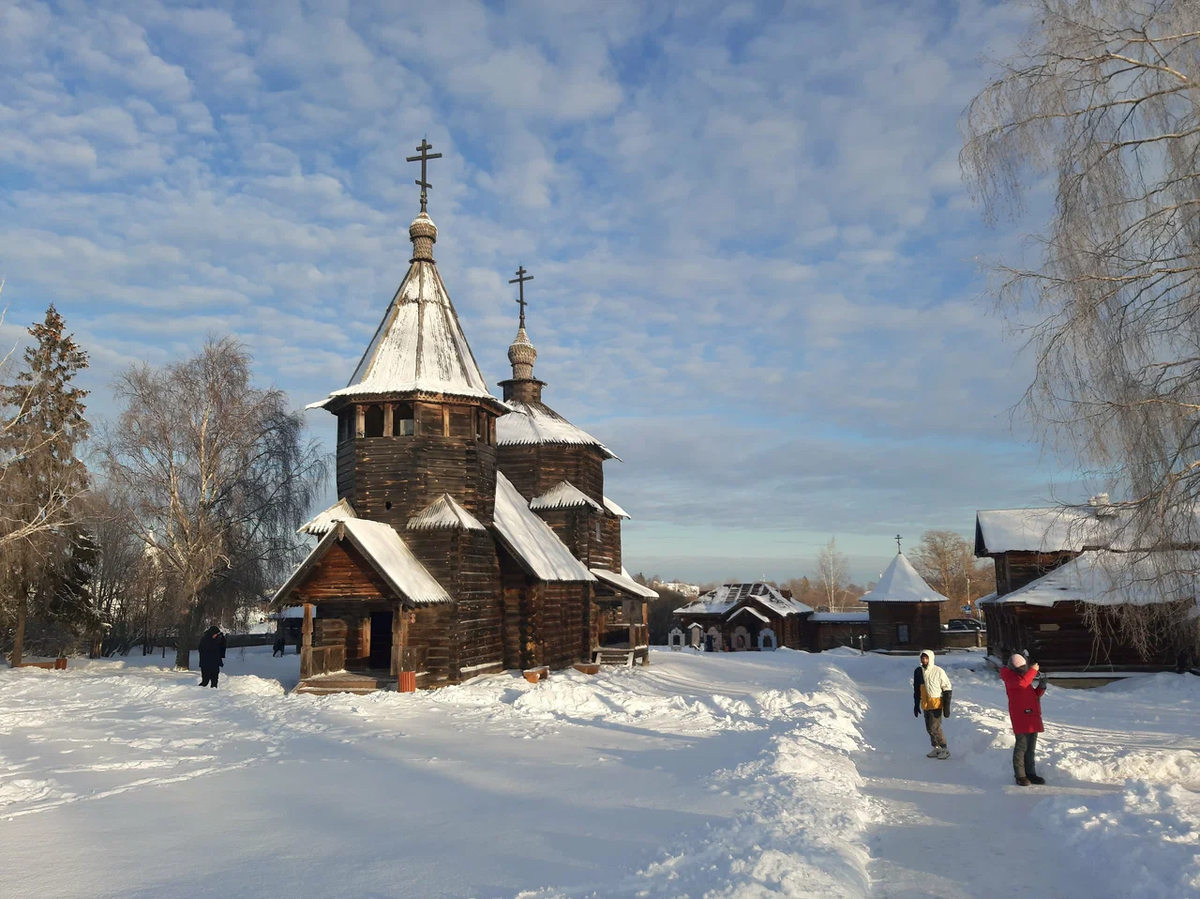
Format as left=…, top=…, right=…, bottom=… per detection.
left=1028, top=775, right=1045, bottom=785
left=1015, top=776, right=1031, bottom=786
left=926, top=749, right=941, bottom=758
left=935, top=748, right=951, bottom=760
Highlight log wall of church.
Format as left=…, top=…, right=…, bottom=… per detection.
left=497, top=444, right=605, bottom=506
left=337, top=435, right=497, bottom=526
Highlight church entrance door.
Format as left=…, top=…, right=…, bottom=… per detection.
left=369, top=611, right=393, bottom=669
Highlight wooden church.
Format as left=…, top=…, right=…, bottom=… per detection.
left=272, top=142, right=656, bottom=693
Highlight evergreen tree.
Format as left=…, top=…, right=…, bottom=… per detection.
left=0, top=304, right=93, bottom=665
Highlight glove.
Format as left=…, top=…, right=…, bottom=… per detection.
left=941, top=690, right=952, bottom=718
left=913, top=703, right=920, bottom=718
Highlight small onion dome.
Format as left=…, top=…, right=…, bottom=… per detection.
left=508, top=327, right=537, bottom=380
left=409, top=212, right=438, bottom=261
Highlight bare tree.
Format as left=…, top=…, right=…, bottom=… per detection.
left=961, top=0, right=1200, bottom=655
left=817, top=536, right=850, bottom=611
left=910, top=530, right=996, bottom=610
left=101, top=338, right=326, bottom=669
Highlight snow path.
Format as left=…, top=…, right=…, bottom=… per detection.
left=849, top=658, right=1113, bottom=898
left=2, top=648, right=1198, bottom=897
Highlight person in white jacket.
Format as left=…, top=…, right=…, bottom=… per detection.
left=913, top=649, right=953, bottom=759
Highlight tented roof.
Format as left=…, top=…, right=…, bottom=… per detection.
left=675, top=582, right=813, bottom=617
left=591, top=567, right=658, bottom=599
left=407, top=494, right=486, bottom=532
left=497, top=400, right=618, bottom=460
left=860, top=553, right=947, bottom=604
left=274, top=518, right=450, bottom=607
left=530, top=481, right=603, bottom=513
left=980, top=550, right=1200, bottom=608
left=298, top=498, right=357, bottom=536
left=308, top=213, right=500, bottom=410
left=493, top=472, right=595, bottom=583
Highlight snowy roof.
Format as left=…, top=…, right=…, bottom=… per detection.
left=274, top=518, right=450, bottom=607
left=496, top=400, right=618, bottom=460
left=861, top=553, right=947, bottom=604
left=530, top=481, right=604, bottom=513
left=407, top=494, right=486, bottom=531
left=675, top=582, right=814, bottom=617
left=729, top=606, right=771, bottom=624
left=982, top=550, right=1200, bottom=609
left=591, top=567, right=659, bottom=599
left=299, top=498, right=357, bottom=536
left=308, top=213, right=500, bottom=410
left=809, top=612, right=870, bottom=623
left=975, top=507, right=1113, bottom=555
left=493, top=472, right=595, bottom=582
left=603, top=496, right=630, bottom=519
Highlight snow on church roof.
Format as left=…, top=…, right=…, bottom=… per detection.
left=298, top=498, right=357, bottom=536
left=275, top=518, right=450, bottom=607
left=860, top=553, right=947, bottom=604
left=493, top=472, right=595, bottom=583
left=980, top=549, right=1200, bottom=608
left=591, top=567, right=659, bottom=599
left=603, top=496, right=630, bottom=519
left=407, top=494, right=486, bottom=531
left=308, top=213, right=500, bottom=410
left=497, top=400, right=619, bottom=460
left=675, top=582, right=813, bottom=617
left=530, top=481, right=603, bottom=513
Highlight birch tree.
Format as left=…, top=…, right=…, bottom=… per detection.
left=101, top=338, right=326, bottom=669
left=817, top=536, right=850, bottom=611
left=961, top=0, right=1200, bottom=655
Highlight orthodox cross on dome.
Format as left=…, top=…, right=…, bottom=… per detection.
left=509, top=265, right=534, bottom=328
left=406, top=139, right=442, bottom=213
left=895, top=534, right=903, bottom=554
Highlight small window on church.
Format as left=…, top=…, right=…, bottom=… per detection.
left=594, top=520, right=602, bottom=542
left=337, top=412, right=350, bottom=443
left=364, top=405, right=384, bottom=438
left=448, top=407, right=473, bottom=439
left=416, top=404, right=444, bottom=436
left=475, top=411, right=488, bottom=444
left=897, top=624, right=910, bottom=644
left=393, top=403, right=415, bottom=437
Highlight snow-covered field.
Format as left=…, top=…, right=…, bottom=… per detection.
left=0, top=647, right=1196, bottom=898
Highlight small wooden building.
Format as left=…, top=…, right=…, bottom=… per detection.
left=862, top=552, right=948, bottom=651
left=807, top=612, right=870, bottom=652
left=977, top=505, right=1192, bottom=674
left=272, top=164, right=654, bottom=693
left=673, top=582, right=813, bottom=651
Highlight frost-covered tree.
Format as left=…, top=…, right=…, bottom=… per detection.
left=962, top=0, right=1200, bottom=655
left=101, top=338, right=326, bottom=669
left=817, top=536, right=850, bottom=611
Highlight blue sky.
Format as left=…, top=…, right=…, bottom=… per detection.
left=0, top=0, right=1081, bottom=583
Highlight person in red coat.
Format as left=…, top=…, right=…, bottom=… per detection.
left=999, top=652, right=1047, bottom=786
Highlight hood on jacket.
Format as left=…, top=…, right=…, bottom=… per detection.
left=204, top=626, right=222, bottom=639
left=919, top=649, right=936, bottom=667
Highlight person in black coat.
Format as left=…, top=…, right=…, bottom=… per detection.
left=198, top=626, right=226, bottom=688
left=272, top=631, right=286, bottom=657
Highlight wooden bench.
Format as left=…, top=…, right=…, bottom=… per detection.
left=572, top=662, right=600, bottom=675
left=16, top=658, right=68, bottom=670
left=522, top=666, right=550, bottom=684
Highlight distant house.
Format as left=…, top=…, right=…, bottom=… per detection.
left=673, top=582, right=813, bottom=651
left=976, top=502, right=1194, bottom=674
left=655, top=581, right=701, bottom=598
left=862, top=553, right=948, bottom=651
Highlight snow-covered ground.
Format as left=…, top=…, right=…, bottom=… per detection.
left=0, top=647, right=1196, bottom=898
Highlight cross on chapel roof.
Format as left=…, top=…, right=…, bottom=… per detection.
left=406, top=139, right=442, bottom=213
left=509, top=265, right=534, bottom=328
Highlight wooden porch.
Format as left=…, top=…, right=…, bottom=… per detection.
left=593, top=597, right=650, bottom=667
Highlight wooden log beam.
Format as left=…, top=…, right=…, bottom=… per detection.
left=300, top=603, right=314, bottom=679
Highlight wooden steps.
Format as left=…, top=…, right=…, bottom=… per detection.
left=594, top=649, right=635, bottom=667
left=295, top=671, right=398, bottom=695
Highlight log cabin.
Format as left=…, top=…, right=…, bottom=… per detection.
left=272, top=153, right=655, bottom=693
left=673, top=582, right=813, bottom=651
left=862, top=552, right=949, bottom=651
left=976, top=503, right=1195, bottom=676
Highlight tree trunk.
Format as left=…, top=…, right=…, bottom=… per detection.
left=11, top=594, right=26, bottom=667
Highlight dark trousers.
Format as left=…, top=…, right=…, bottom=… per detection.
left=1013, top=732, right=1038, bottom=778
left=924, top=710, right=946, bottom=748
left=272, top=646, right=284, bottom=657
left=199, top=666, right=220, bottom=688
